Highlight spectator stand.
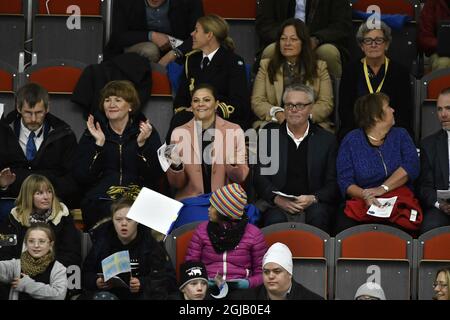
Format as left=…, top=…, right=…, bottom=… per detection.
left=0, top=0, right=28, bottom=72
left=335, top=224, right=414, bottom=300
left=31, top=0, right=106, bottom=66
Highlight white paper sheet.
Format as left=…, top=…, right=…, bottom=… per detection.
left=168, top=35, right=184, bottom=48
left=126, top=187, right=183, bottom=235
left=157, top=143, right=178, bottom=172
left=0, top=103, right=4, bottom=119
left=272, top=191, right=298, bottom=199
left=367, top=196, right=398, bottom=218
left=157, top=143, right=171, bottom=172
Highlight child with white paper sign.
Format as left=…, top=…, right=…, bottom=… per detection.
left=81, top=197, right=177, bottom=300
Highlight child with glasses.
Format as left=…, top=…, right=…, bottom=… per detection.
left=0, top=223, right=67, bottom=300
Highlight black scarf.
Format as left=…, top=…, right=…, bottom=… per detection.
left=29, top=209, right=52, bottom=224
left=207, top=215, right=248, bottom=253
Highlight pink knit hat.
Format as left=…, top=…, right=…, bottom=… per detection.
left=210, top=183, right=247, bottom=220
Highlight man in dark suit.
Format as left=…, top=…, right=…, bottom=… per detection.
left=419, top=87, right=450, bottom=234
left=0, top=83, right=79, bottom=217
left=255, top=0, right=352, bottom=77
left=254, top=83, right=339, bottom=233
left=104, top=0, right=203, bottom=65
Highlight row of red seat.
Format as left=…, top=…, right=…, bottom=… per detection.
left=165, top=222, right=450, bottom=299
left=0, top=0, right=421, bottom=19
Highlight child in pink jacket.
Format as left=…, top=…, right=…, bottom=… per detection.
left=185, top=183, right=267, bottom=288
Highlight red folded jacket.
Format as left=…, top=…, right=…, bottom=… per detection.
left=344, top=186, right=423, bottom=231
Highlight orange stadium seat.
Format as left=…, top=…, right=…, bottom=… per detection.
left=0, top=68, right=15, bottom=93
left=0, top=0, right=23, bottom=14
left=164, top=222, right=202, bottom=281
left=335, top=224, right=413, bottom=299
left=151, top=70, right=172, bottom=97
left=417, top=226, right=450, bottom=299
left=27, top=64, right=83, bottom=94
left=262, top=222, right=331, bottom=299
left=203, top=0, right=256, bottom=19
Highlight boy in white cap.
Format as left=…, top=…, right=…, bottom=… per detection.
left=231, top=242, right=324, bottom=300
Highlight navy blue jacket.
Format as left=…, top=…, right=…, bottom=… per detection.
left=73, top=112, right=162, bottom=201
left=174, top=46, right=251, bottom=129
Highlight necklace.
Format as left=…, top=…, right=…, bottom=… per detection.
left=367, top=134, right=384, bottom=141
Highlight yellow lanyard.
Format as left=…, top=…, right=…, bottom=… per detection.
left=363, top=57, right=389, bottom=93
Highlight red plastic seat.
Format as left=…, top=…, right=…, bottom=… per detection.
left=151, top=71, right=172, bottom=97
left=164, top=222, right=202, bottom=281
left=28, top=65, right=83, bottom=94
left=203, top=0, right=256, bottom=19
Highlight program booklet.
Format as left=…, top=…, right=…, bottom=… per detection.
left=367, top=196, right=398, bottom=218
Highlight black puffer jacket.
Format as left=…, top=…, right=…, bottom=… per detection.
left=0, top=111, right=79, bottom=207
left=82, top=222, right=177, bottom=300
left=73, top=111, right=162, bottom=201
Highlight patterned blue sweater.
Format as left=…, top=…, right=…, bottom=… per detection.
left=337, top=127, right=419, bottom=197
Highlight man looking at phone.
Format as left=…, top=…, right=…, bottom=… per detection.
left=419, top=87, right=450, bottom=233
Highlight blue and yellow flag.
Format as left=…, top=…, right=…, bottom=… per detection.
left=101, top=250, right=131, bottom=282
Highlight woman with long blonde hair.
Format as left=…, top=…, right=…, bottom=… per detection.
left=0, top=175, right=80, bottom=268
left=13, top=175, right=63, bottom=227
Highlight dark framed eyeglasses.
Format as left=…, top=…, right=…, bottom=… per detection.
left=284, top=102, right=312, bottom=111
left=361, top=37, right=386, bottom=45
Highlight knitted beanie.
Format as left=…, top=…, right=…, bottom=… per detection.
left=210, top=183, right=247, bottom=220
left=179, top=261, right=208, bottom=290
left=263, top=242, right=293, bottom=275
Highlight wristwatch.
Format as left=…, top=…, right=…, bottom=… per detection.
left=381, top=184, right=389, bottom=192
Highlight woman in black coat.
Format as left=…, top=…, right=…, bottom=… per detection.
left=166, top=14, right=250, bottom=141
left=73, top=80, right=162, bottom=229
left=338, top=21, right=414, bottom=141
